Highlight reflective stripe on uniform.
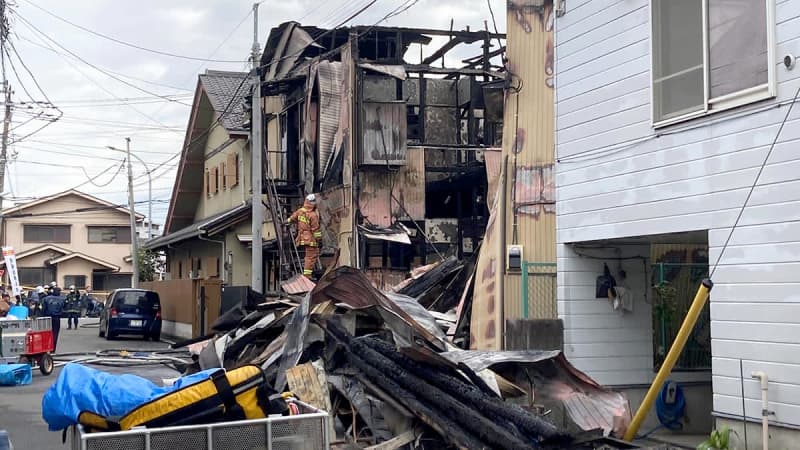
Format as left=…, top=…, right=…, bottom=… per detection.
left=313, top=231, right=322, bottom=238
left=298, top=216, right=310, bottom=224
left=303, top=269, right=313, bottom=275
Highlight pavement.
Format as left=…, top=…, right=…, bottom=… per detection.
left=0, top=318, right=180, bottom=450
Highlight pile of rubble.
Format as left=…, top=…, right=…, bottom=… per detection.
left=178, top=264, right=636, bottom=449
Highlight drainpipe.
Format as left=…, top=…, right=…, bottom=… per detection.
left=497, top=155, right=508, bottom=350
left=751, top=371, right=771, bottom=450
left=198, top=233, right=226, bottom=283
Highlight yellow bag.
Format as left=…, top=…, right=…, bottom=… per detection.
left=78, top=365, right=286, bottom=432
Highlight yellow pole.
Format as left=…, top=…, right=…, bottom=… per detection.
left=624, top=278, right=714, bottom=441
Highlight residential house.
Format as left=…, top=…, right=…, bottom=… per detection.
left=0, top=190, right=142, bottom=291
left=258, top=22, right=506, bottom=291
left=553, top=0, right=798, bottom=446
left=136, top=220, right=161, bottom=241
left=143, top=70, right=253, bottom=338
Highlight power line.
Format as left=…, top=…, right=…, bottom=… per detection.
left=20, top=0, right=250, bottom=63
left=14, top=12, right=192, bottom=107
left=24, top=139, right=177, bottom=155
left=11, top=18, right=183, bottom=137
left=16, top=33, right=193, bottom=93
left=3, top=198, right=168, bottom=219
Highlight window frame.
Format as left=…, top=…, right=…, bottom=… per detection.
left=87, top=226, right=132, bottom=244
left=651, top=0, right=777, bottom=128
left=63, top=275, right=87, bottom=289
left=23, top=224, right=71, bottom=243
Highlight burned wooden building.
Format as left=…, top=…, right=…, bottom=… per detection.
left=256, top=22, right=506, bottom=289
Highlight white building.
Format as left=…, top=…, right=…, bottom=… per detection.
left=136, top=220, right=161, bottom=241
left=554, top=0, right=799, bottom=446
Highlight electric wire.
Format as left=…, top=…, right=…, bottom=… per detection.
left=20, top=0, right=249, bottom=64
left=709, top=86, right=800, bottom=278
left=81, top=159, right=126, bottom=188
left=12, top=18, right=183, bottom=137
left=13, top=12, right=191, bottom=107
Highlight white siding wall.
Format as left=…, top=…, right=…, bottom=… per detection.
left=558, top=244, right=653, bottom=386
left=555, top=0, right=800, bottom=426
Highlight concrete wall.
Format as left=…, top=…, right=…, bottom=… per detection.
left=554, top=0, right=800, bottom=428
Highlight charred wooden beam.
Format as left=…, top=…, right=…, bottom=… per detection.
left=359, top=25, right=505, bottom=40
left=421, top=37, right=471, bottom=65
left=403, top=64, right=505, bottom=78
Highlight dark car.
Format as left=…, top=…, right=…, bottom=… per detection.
left=99, top=289, right=162, bottom=341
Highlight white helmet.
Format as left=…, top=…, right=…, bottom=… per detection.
left=50, top=281, right=57, bottom=287
left=306, top=193, right=316, bottom=204
left=69, top=285, right=76, bottom=290
left=37, top=286, right=45, bottom=293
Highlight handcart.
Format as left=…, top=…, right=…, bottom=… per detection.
left=0, top=317, right=55, bottom=375
left=71, top=398, right=330, bottom=450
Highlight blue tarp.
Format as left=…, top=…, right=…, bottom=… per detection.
left=42, top=363, right=220, bottom=431
left=7, top=306, right=28, bottom=319
left=0, top=364, right=32, bottom=386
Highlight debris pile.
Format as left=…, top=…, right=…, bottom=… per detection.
left=178, top=265, right=634, bottom=449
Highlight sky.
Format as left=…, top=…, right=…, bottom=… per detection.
left=3, top=0, right=507, bottom=229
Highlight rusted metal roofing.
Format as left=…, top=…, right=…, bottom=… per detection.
left=281, top=273, right=316, bottom=295
left=440, top=350, right=630, bottom=436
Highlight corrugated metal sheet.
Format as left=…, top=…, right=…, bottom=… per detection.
left=364, top=268, right=408, bottom=291
left=361, top=102, right=407, bottom=165
left=359, top=147, right=425, bottom=227
left=317, top=61, right=343, bottom=179
left=484, top=149, right=503, bottom=207
left=472, top=1, right=556, bottom=349
left=503, top=1, right=556, bottom=323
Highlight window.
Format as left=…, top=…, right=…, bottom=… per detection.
left=228, top=152, right=240, bottom=187
left=212, top=167, right=220, bottom=193
left=23, top=225, right=70, bottom=243
left=63, top=275, right=87, bottom=289
left=19, top=267, right=56, bottom=286
left=221, top=162, right=227, bottom=190
left=88, top=226, right=131, bottom=244
left=205, top=170, right=210, bottom=197
left=652, top=0, right=774, bottom=125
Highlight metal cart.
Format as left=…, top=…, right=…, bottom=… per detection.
left=71, top=399, right=330, bottom=450
left=0, top=317, right=55, bottom=375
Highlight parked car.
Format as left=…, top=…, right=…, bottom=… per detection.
left=99, top=289, right=161, bottom=341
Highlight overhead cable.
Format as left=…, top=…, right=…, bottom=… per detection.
left=20, top=0, right=250, bottom=63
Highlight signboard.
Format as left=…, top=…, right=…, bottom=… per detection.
left=2, top=247, right=21, bottom=297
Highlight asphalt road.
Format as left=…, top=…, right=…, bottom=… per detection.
left=0, top=318, right=180, bottom=450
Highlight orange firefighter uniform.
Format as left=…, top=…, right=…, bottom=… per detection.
left=287, top=194, right=322, bottom=278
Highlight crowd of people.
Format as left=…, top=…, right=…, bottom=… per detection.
left=0, top=283, right=102, bottom=352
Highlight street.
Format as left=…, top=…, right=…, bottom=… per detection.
left=0, top=318, right=179, bottom=450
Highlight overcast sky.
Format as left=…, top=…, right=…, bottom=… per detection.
left=4, top=0, right=506, bottom=228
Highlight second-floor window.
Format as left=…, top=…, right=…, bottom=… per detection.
left=88, top=226, right=132, bottom=244
left=24, top=224, right=70, bottom=243
left=652, top=0, right=774, bottom=125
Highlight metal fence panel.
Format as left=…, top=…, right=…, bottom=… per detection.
left=520, top=262, right=557, bottom=320
left=652, top=263, right=711, bottom=370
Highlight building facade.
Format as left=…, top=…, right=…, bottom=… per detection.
left=554, top=0, right=800, bottom=445
left=0, top=190, right=141, bottom=291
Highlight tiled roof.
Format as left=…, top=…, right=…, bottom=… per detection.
left=198, top=70, right=252, bottom=132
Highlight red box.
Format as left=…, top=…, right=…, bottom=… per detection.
left=25, top=330, right=54, bottom=355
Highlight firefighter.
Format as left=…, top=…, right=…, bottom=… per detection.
left=65, top=285, right=81, bottom=330
left=286, top=194, right=322, bottom=279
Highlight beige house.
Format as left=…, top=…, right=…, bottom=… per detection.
left=144, top=70, right=256, bottom=286
left=0, top=190, right=142, bottom=290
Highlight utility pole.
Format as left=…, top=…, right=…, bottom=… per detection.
left=125, top=137, right=140, bottom=288
left=0, top=0, right=11, bottom=245
left=108, top=145, right=152, bottom=240
left=250, top=2, right=264, bottom=293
